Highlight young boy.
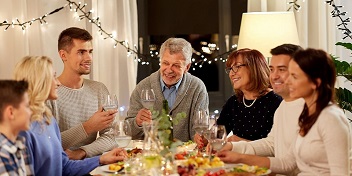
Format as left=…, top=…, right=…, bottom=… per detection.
left=0, top=80, right=33, bottom=175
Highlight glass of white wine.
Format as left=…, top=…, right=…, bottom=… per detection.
left=193, top=110, right=210, bottom=134
left=209, top=124, right=227, bottom=152
left=113, top=120, right=132, bottom=148
left=141, top=89, right=156, bottom=110
left=193, top=110, right=210, bottom=152
left=103, top=94, right=118, bottom=112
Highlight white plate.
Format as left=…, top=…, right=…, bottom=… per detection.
left=258, top=169, right=271, bottom=176
left=176, top=143, right=197, bottom=153
left=100, top=164, right=123, bottom=173
left=226, top=164, right=271, bottom=176
left=205, top=163, right=240, bottom=173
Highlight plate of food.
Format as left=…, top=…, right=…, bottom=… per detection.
left=100, top=162, right=124, bottom=173
left=127, top=147, right=143, bottom=158
left=227, top=164, right=271, bottom=176
left=176, top=140, right=197, bottom=153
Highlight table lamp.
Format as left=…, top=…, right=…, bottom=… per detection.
left=237, top=12, right=300, bottom=61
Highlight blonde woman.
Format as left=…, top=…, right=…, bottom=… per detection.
left=14, top=56, right=127, bottom=176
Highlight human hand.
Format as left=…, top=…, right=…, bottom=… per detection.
left=227, top=134, right=248, bottom=142
left=135, top=108, right=152, bottom=126
left=65, top=148, right=86, bottom=160
left=99, top=148, right=128, bottom=165
left=216, top=150, right=241, bottom=163
left=194, top=133, right=208, bottom=149
left=194, top=133, right=202, bottom=147
left=220, top=142, right=233, bottom=151
left=83, top=107, right=117, bottom=135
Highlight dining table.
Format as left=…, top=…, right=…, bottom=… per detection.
left=89, top=140, right=271, bottom=176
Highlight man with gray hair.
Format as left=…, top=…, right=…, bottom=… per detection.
left=125, top=38, right=209, bottom=141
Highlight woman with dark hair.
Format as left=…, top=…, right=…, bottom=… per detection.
left=196, top=48, right=282, bottom=145
left=217, top=48, right=351, bottom=175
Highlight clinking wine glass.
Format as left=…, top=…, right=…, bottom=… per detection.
left=193, top=110, right=210, bottom=151
left=141, top=89, right=156, bottom=110
left=113, top=120, right=132, bottom=148
left=103, top=95, right=118, bottom=132
left=209, top=124, right=227, bottom=153
left=103, top=94, right=118, bottom=112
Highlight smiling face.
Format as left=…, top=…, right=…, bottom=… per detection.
left=269, top=54, right=291, bottom=99
left=160, top=49, right=190, bottom=87
left=228, top=55, right=250, bottom=91
left=61, top=39, right=93, bottom=76
left=286, top=60, right=317, bottom=101
left=13, top=92, right=32, bottom=131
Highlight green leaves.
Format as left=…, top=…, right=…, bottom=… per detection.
left=332, top=55, right=352, bottom=81
left=335, top=87, right=352, bottom=114
left=174, top=112, right=186, bottom=125
left=336, top=42, right=352, bottom=52
left=333, top=42, right=352, bottom=117
left=152, top=103, right=187, bottom=155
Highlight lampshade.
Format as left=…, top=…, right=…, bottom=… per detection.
left=237, top=12, right=300, bottom=58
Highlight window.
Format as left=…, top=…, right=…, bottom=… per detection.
left=137, top=0, right=247, bottom=111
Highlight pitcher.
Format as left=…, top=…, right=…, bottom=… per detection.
left=142, top=121, right=162, bottom=171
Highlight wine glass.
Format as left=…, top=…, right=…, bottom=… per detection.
left=103, top=94, right=118, bottom=112
left=113, top=120, right=132, bottom=148
left=141, top=89, right=156, bottom=110
left=208, top=124, right=227, bottom=152
left=193, top=110, right=210, bottom=134
left=193, top=110, right=210, bottom=151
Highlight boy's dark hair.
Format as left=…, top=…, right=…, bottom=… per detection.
left=0, top=80, right=28, bottom=121
left=58, top=27, right=93, bottom=52
left=270, top=44, right=303, bottom=58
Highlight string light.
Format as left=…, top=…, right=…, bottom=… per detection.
left=0, top=6, right=63, bottom=31
left=0, top=0, right=252, bottom=69
left=326, top=0, right=352, bottom=40
left=287, top=0, right=305, bottom=12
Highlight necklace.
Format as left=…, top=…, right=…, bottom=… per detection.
left=243, top=96, right=257, bottom=107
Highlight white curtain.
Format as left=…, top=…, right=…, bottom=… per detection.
left=90, top=0, right=138, bottom=110
left=0, top=0, right=138, bottom=109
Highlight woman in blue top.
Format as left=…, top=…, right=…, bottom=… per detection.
left=14, top=56, right=127, bottom=176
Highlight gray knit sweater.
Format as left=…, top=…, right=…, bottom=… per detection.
left=47, top=79, right=115, bottom=157
left=125, top=71, right=209, bottom=142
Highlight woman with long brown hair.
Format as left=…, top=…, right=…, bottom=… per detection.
left=217, top=48, right=351, bottom=175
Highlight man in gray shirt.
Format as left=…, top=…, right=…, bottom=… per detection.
left=125, top=38, right=209, bottom=142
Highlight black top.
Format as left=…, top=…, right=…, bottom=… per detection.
left=217, top=91, right=282, bottom=141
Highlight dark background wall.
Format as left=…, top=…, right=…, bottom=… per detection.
left=137, top=0, right=247, bottom=111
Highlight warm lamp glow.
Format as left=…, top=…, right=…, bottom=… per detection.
left=237, top=12, right=300, bottom=58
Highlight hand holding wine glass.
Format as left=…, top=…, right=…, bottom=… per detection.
left=193, top=110, right=210, bottom=151
left=141, top=89, right=156, bottom=110
left=209, top=124, right=227, bottom=153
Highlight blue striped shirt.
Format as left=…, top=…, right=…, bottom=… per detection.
left=0, top=133, right=33, bottom=176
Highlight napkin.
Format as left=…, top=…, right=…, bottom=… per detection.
left=227, top=130, right=233, bottom=138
